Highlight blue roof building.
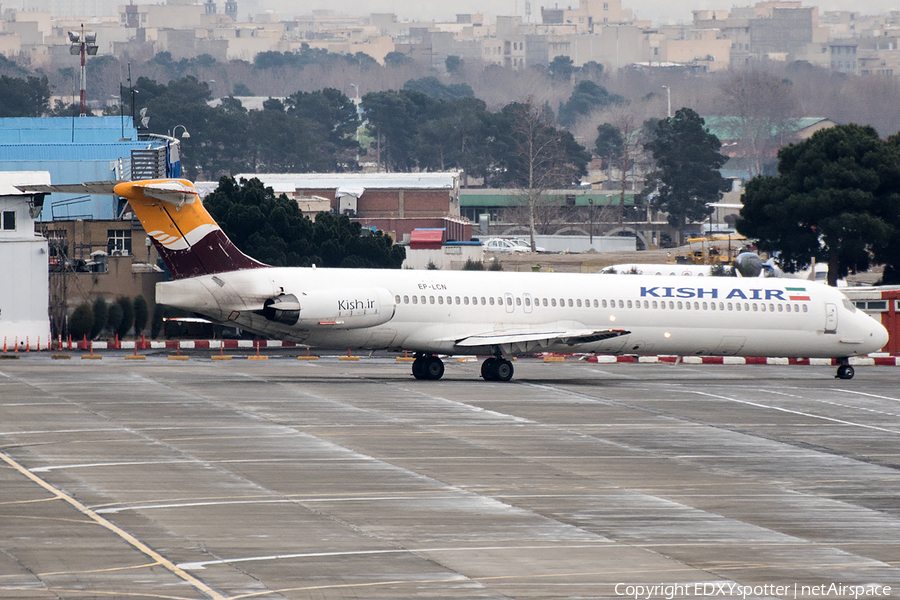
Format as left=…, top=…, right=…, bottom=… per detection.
left=0, top=117, right=181, bottom=220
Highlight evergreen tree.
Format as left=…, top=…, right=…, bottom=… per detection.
left=644, top=108, right=729, bottom=245
left=116, top=296, right=134, bottom=338
left=133, top=295, right=149, bottom=335
left=204, top=177, right=405, bottom=268
left=69, top=303, right=94, bottom=341
left=91, top=298, right=108, bottom=339
left=739, top=124, right=900, bottom=286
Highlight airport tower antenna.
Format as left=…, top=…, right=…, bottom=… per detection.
left=68, top=25, right=98, bottom=117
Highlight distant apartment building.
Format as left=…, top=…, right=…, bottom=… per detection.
left=541, top=0, right=634, bottom=31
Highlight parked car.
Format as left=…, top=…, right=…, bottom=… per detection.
left=510, top=238, right=545, bottom=253
left=483, top=238, right=529, bottom=253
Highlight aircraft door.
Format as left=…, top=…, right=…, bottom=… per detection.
left=825, top=303, right=838, bottom=333
left=523, top=293, right=533, bottom=314
left=504, top=292, right=515, bottom=314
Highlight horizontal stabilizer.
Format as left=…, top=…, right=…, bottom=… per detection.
left=17, top=181, right=121, bottom=195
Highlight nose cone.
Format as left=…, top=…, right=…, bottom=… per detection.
left=870, top=319, right=890, bottom=353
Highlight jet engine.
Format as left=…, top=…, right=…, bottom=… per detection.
left=261, top=294, right=301, bottom=325
left=260, top=287, right=395, bottom=329
left=734, top=252, right=764, bottom=278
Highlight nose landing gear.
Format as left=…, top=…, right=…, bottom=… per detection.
left=835, top=359, right=854, bottom=380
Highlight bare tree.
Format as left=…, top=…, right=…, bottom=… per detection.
left=716, top=70, right=801, bottom=178
left=504, top=97, right=590, bottom=250
left=590, top=101, right=656, bottom=225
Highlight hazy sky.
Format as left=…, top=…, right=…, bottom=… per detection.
left=257, top=0, right=899, bottom=26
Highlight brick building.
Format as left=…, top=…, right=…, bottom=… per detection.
left=233, top=172, right=465, bottom=242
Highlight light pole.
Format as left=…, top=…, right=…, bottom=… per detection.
left=350, top=83, right=360, bottom=163
left=68, top=25, right=98, bottom=117
left=172, top=124, right=191, bottom=139
left=661, top=85, right=671, bottom=118
left=588, top=197, right=594, bottom=244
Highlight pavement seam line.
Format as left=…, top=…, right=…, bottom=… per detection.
left=0, top=448, right=226, bottom=600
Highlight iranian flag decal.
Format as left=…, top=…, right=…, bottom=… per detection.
left=786, top=286, right=810, bottom=301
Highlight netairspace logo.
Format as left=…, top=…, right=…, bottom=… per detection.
left=614, top=582, right=892, bottom=600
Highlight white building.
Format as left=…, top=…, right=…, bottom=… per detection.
left=0, top=172, right=51, bottom=350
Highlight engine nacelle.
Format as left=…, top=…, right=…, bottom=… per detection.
left=734, top=252, right=763, bottom=278
left=261, top=287, right=395, bottom=329
left=261, top=294, right=301, bottom=325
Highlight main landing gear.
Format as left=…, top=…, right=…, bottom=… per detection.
left=412, top=354, right=444, bottom=380
left=835, top=358, right=855, bottom=380
left=410, top=353, right=515, bottom=381
left=481, top=355, right=514, bottom=382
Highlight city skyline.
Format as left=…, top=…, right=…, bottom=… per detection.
left=255, top=0, right=897, bottom=25
left=12, top=0, right=900, bottom=25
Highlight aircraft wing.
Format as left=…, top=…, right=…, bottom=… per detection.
left=454, top=328, right=630, bottom=354
left=16, top=181, right=122, bottom=195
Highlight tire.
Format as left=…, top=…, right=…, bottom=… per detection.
left=425, top=356, right=445, bottom=380
left=412, top=357, right=426, bottom=380
left=836, top=364, right=854, bottom=380
left=481, top=357, right=497, bottom=380
left=494, top=359, right=514, bottom=382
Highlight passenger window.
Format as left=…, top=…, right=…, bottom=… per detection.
left=593, top=299, right=599, bottom=308
left=702, top=302, right=708, bottom=310
left=404, top=295, right=409, bottom=304
left=464, top=296, right=469, bottom=305
left=543, top=298, right=548, bottom=307
left=685, top=302, right=690, bottom=310
left=618, top=300, right=624, bottom=308
left=455, top=296, right=461, bottom=304
left=677, top=301, right=683, bottom=309
left=421, top=296, right=426, bottom=304
left=489, top=297, right=495, bottom=305
left=576, top=299, right=582, bottom=308
left=525, top=297, right=531, bottom=306
left=498, top=297, right=503, bottom=305
left=568, top=299, right=574, bottom=307
left=516, top=297, right=522, bottom=306
left=694, top=302, right=699, bottom=310
left=786, top=304, right=791, bottom=312
left=551, top=298, right=557, bottom=307
left=438, top=296, right=444, bottom=304
left=802, top=305, right=808, bottom=312
left=481, top=297, right=486, bottom=305
left=719, top=302, right=724, bottom=310
left=727, top=302, right=732, bottom=310
left=412, top=296, right=418, bottom=304
left=507, top=297, right=513, bottom=306
left=626, top=300, right=632, bottom=308
left=652, top=300, right=658, bottom=309
left=736, top=303, right=741, bottom=311
left=430, top=296, right=435, bottom=304
left=395, top=295, right=400, bottom=304
left=601, top=299, right=607, bottom=308
left=769, top=303, right=775, bottom=312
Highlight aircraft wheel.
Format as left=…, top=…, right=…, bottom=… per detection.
left=494, top=359, right=514, bottom=382
left=836, top=364, right=855, bottom=380
left=481, top=357, right=497, bottom=380
left=424, top=355, right=445, bottom=380
left=412, top=356, right=426, bottom=380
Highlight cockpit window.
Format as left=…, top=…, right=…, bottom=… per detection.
left=842, top=298, right=856, bottom=313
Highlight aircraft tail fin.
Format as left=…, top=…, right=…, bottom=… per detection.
left=114, top=179, right=267, bottom=279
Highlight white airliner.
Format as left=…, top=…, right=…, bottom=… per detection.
left=24, top=179, right=888, bottom=381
